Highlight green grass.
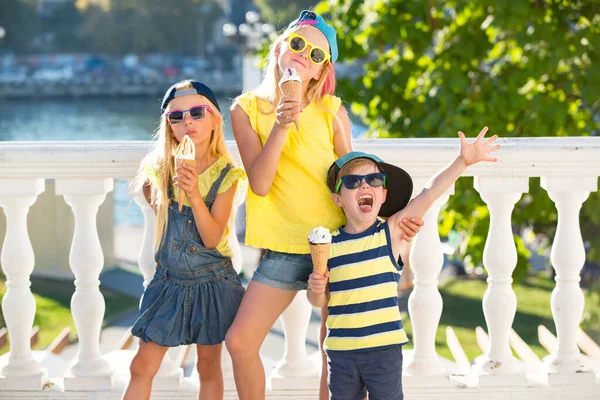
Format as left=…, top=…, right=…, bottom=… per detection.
left=400, top=272, right=600, bottom=361
left=0, top=276, right=139, bottom=355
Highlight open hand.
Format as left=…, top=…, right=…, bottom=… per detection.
left=173, top=162, right=200, bottom=201
left=458, top=126, right=500, bottom=166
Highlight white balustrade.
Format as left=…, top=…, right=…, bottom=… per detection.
left=0, top=179, right=46, bottom=390
left=131, top=191, right=183, bottom=389
left=55, top=178, right=115, bottom=390
left=473, top=176, right=528, bottom=385
left=541, top=176, right=598, bottom=385
left=404, top=178, right=453, bottom=383
left=0, top=139, right=598, bottom=399
left=270, top=292, right=319, bottom=390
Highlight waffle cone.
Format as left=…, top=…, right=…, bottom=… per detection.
left=310, top=243, right=330, bottom=275
left=176, top=158, right=197, bottom=211
left=279, top=80, right=302, bottom=129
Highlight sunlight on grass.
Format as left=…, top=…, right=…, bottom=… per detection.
left=0, top=277, right=138, bottom=356
left=401, top=273, right=599, bottom=361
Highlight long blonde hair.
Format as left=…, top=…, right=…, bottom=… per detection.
left=252, top=26, right=338, bottom=116
left=132, top=80, right=232, bottom=249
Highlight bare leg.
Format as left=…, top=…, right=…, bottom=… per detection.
left=122, top=340, right=169, bottom=400
left=225, top=281, right=297, bottom=400
left=319, top=306, right=329, bottom=400
left=196, top=343, right=224, bottom=400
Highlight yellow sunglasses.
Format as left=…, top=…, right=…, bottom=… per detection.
left=288, top=33, right=331, bottom=65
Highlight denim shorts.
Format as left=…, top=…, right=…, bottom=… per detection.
left=327, top=346, right=404, bottom=400
left=251, top=249, right=312, bottom=291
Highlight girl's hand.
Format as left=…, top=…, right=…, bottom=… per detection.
left=173, top=162, right=200, bottom=201
left=308, top=271, right=329, bottom=296
left=397, top=217, right=424, bottom=242
left=275, top=95, right=301, bottom=131
left=458, top=126, right=500, bottom=166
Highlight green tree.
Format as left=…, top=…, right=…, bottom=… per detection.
left=255, top=0, right=321, bottom=28
left=0, top=0, right=40, bottom=53
left=317, top=0, right=600, bottom=280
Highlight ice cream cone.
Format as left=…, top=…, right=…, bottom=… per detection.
left=279, top=67, right=302, bottom=129
left=310, top=242, right=330, bottom=275
left=308, top=226, right=332, bottom=275
left=176, top=158, right=197, bottom=211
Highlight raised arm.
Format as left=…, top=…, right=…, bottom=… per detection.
left=230, top=96, right=300, bottom=196
left=389, top=127, right=499, bottom=229
left=333, top=105, right=353, bottom=157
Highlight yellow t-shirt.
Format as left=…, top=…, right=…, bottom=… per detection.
left=145, top=156, right=246, bottom=258
left=234, top=92, right=346, bottom=254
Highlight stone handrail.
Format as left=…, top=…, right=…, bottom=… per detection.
left=0, top=138, right=598, bottom=398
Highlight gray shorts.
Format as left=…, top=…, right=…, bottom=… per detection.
left=251, top=249, right=312, bottom=291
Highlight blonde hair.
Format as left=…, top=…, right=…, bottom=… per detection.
left=250, top=26, right=338, bottom=117
left=131, top=80, right=232, bottom=249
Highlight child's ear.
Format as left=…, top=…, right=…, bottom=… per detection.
left=382, top=188, right=388, bottom=203
left=331, top=192, right=343, bottom=207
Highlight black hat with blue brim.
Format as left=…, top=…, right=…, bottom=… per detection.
left=327, top=151, right=413, bottom=217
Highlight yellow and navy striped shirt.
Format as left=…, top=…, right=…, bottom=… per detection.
left=324, top=219, right=409, bottom=352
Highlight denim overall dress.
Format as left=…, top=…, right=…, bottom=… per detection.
left=131, top=163, right=245, bottom=346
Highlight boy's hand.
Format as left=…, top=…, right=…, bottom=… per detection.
left=397, top=217, right=424, bottom=242
left=458, top=126, right=500, bottom=166
left=308, top=271, right=329, bottom=296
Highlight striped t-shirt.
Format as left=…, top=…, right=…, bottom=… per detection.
left=324, top=219, right=409, bottom=352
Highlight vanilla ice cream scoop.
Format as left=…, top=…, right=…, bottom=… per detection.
left=280, top=67, right=301, bottom=84
left=308, top=226, right=332, bottom=244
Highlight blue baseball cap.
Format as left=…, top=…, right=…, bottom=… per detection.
left=327, top=151, right=413, bottom=217
left=161, top=80, right=221, bottom=115
left=288, top=10, right=338, bottom=63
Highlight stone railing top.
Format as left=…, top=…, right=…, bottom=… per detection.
left=0, top=137, right=599, bottom=179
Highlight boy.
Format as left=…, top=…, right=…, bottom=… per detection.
left=307, top=127, right=499, bottom=400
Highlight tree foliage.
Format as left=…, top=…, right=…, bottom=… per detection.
left=255, top=0, right=321, bottom=28
left=0, top=0, right=40, bottom=52
left=317, top=0, right=600, bottom=280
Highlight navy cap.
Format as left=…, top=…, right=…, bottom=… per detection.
left=161, top=80, right=221, bottom=115
left=327, top=151, right=413, bottom=217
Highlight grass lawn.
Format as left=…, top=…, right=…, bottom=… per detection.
left=0, top=276, right=139, bottom=356
left=400, top=272, right=600, bottom=361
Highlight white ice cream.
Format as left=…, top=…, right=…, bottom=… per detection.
left=280, top=67, right=301, bottom=84
left=308, top=226, right=332, bottom=244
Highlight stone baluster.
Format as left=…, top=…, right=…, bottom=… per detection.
left=270, top=292, right=319, bottom=390
left=132, top=191, right=183, bottom=389
left=405, top=178, right=452, bottom=383
left=473, top=177, right=528, bottom=385
left=0, top=179, right=47, bottom=390
left=541, top=176, right=597, bottom=384
left=56, top=178, right=114, bottom=390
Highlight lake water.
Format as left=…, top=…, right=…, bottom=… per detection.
left=0, top=97, right=366, bottom=226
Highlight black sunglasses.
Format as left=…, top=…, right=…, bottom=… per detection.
left=165, top=105, right=213, bottom=124
left=336, top=172, right=387, bottom=193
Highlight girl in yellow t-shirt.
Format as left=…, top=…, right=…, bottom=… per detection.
left=226, top=10, right=422, bottom=400
left=123, top=80, right=246, bottom=400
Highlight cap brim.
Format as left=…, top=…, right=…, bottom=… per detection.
left=378, top=162, right=413, bottom=217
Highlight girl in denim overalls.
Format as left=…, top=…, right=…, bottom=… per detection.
left=122, top=80, right=246, bottom=400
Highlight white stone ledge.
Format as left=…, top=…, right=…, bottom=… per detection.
left=0, top=138, right=599, bottom=179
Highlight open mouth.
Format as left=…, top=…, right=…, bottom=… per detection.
left=357, top=194, right=373, bottom=213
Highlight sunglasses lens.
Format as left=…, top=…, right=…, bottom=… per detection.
left=342, top=175, right=362, bottom=190
left=310, top=48, right=327, bottom=64
left=366, top=173, right=385, bottom=187
left=189, top=106, right=206, bottom=120
left=290, top=36, right=306, bottom=52
left=167, top=111, right=183, bottom=124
